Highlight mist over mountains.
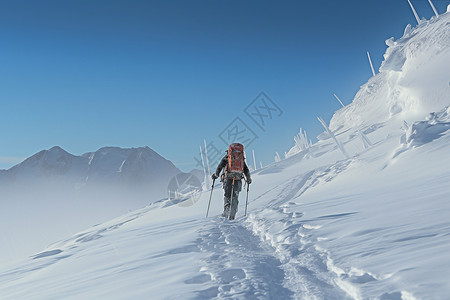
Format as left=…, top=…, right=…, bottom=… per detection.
left=0, top=145, right=181, bottom=201
left=0, top=145, right=186, bottom=264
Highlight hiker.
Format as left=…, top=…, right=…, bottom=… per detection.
left=212, top=143, right=251, bottom=220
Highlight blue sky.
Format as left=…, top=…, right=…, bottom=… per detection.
left=0, top=0, right=447, bottom=171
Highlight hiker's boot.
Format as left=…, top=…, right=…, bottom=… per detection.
left=222, top=204, right=230, bottom=218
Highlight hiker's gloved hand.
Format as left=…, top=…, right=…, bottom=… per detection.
left=247, top=177, right=252, bottom=185
left=212, top=173, right=218, bottom=180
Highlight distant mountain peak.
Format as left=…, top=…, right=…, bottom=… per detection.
left=48, top=146, right=66, bottom=152
left=17, top=146, right=74, bottom=165
left=1, top=145, right=181, bottom=199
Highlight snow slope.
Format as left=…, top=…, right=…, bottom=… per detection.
left=329, top=11, right=450, bottom=135
left=0, top=9, right=449, bottom=300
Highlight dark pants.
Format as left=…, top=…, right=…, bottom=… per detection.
left=222, top=177, right=242, bottom=219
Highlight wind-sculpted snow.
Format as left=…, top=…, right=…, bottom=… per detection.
left=390, top=106, right=450, bottom=161
left=329, top=12, right=450, bottom=136
left=402, top=106, right=450, bottom=147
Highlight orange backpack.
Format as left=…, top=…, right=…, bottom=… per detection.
left=226, top=143, right=245, bottom=177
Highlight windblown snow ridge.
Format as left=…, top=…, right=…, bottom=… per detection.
left=330, top=12, right=450, bottom=133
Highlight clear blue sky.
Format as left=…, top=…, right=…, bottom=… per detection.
left=0, top=0, right=447, bottom=171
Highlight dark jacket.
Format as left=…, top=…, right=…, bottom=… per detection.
left=214, top=155, right=251, bottom=181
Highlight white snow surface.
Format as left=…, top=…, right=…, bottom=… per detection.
left=1, top=12, right=450, bottom=300
left=330, top=12, right=450, bottom=135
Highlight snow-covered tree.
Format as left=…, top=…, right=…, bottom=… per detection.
left=294, top=128, right=311, bottom=152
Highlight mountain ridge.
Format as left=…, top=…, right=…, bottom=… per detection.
left=0, top=145, right=181, bottom=197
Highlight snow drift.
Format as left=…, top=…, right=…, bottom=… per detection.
left=329, top=12, right=450, bottom=135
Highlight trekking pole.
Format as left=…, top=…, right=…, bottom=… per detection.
left=228, top=177, right=235, bottom=220
left=244, top=181, right=250, bottom=217
left=206, top=178, right=215, bottom=218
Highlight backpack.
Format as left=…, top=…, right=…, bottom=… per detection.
left=225, top=143, right=245, bottom=178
